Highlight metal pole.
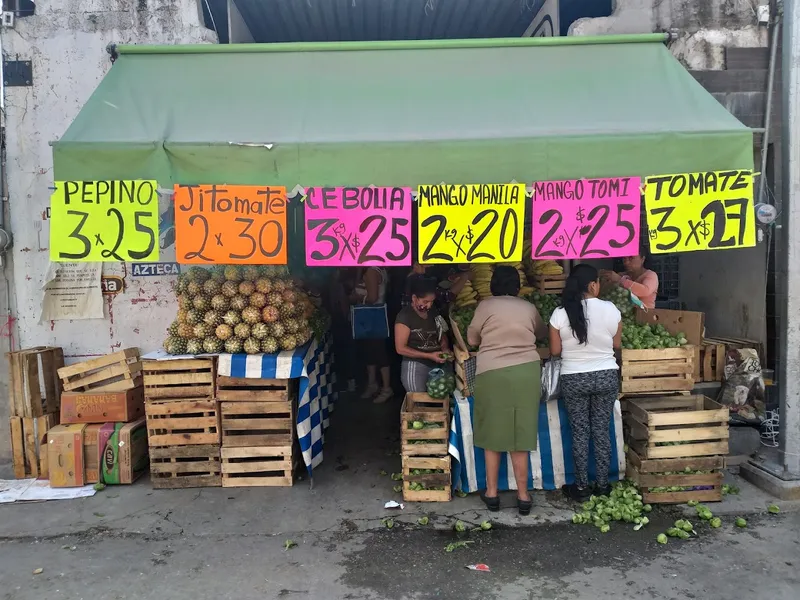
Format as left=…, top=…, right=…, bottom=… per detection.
left=758, top=12, right=782, bottom=205
left=780, top=0, right=800, bottom=477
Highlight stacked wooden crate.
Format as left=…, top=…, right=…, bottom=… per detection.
left=530, top=273, right=568, bottom=295
left=143, top=358, right=220, bottom=489
left=217, top=376, right=297, bottom=487
left=624, top=395, right=729, bottom=504
left=7, top=347, right=64, bottom=478
left=620, top=346, right=695, bottom=395
left=695, top=340, right=726, bottom=383
left=400, top=393, right=451, bottom=502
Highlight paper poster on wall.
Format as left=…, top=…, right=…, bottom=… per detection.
left=40, top=262, right=104, bottom=322
left=49, top=181, right=159, bottom=262
left=531, top=177, right=641, bottom=259
left=304, top=187, right=412, bottom=266
left=644, top=170, right=755, bottom=254
left=416, top=184, right=526, bottom=264
left=174, top=185, right=288, bottom=265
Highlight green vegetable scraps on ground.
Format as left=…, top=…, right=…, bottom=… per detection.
left=284, top=540, right=297, bottom=551
left=722, top=484, right=740, bottom=495
left=735, top=517, right=747, bottom=528
left=379, top=470, right=387, bottom=476
left=445, top=541, right=474, bottom=553
left=710, top=517, right=722, bottom=528
left=480, top=521, right=492, bottom=531
left=454, top=490, right=468, bottom=498
left=93, top=482, right=106, bottom=491
left=393, top=484, right=403, bottom=493
left=418, top=516, right=429, bottom=526
left=382, top=518, right=395, bottom=529
left=454, top=520, right=467, bottom=533
left=390, top=472, right=403, bottom=481
left=657, top=534, right=668, bottom=544
left=571, top=480, right=649, bottom=530
left=768, top=504, right=781, bottom=514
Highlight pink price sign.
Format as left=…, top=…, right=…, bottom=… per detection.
left=531, top=177, right=642, bottom=259
left=304, top=187, right=413, bottom=266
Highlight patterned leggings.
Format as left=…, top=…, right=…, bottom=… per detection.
left=560, top=369, right=619, bottom=488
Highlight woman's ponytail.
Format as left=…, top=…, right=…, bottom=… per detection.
left=560, top=264, right=599, bottom=345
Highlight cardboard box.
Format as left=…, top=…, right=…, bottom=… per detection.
left=102, top=417, right=148, bottom=485
left=60, top=387, right=144, bottom=424
left=83, top=423, right=115, bottom=484
left=635, top=308, right=705, bottom=346
left=48, top=424, right=86, bottom=487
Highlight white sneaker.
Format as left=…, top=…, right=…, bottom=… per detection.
left=372, top=388, right=392, bottom=404
left=360, top=384, right=378, bottom=400
left=347, top=379, right=356, bottom=392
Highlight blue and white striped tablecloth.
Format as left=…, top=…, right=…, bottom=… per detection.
left=447, top=391, right=626, bottom=492
left=217, top=333, right=337, bottom=476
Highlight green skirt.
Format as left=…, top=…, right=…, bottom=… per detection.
left=473, top=361, right=541, bottom=452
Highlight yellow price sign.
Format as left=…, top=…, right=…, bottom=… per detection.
left=50, top=181, right=160, bottom=262
left=644, top=170, right=756, bottom=254
left=416, top=184, right=526, bottom=264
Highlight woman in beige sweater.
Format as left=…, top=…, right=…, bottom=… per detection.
left=467, top=266, right=547, bottom=515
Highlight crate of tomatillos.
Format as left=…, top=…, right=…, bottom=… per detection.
left=400, top=392, right=449, bottom=457
left=624, top=395, right=729, bottom=504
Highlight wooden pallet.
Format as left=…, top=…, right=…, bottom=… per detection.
left=9, top=414, right=57, bottom=479
left=216, top=376, right=293, bottom=402
left=695, top=341, right=726, bottom=382
left=58, top=348, right=142, bottom=393
left=620, top=346, right=695, bottom=394
left=149, top=444, right=222, bottom=489
left=400, top=393, right=449, bottom=457
left=402, top=455, right=452, bottom=502
left=143, top=358, right=215, bottom=402
left=626, top=450, right=724, bottom=504
left=221, top=446, right=293, bottom=487
left=530, top=273, right=568, bottom=295
left=145, top=399, right=220, bottom=446
left=7, top=347, right=64, bottom=417
left=220, top=401, right=294, bottom=447
left=704, top=335, right=764, bottom=365
left=625, top=395, right=729, bottom=460
left=453, top=348, right=475, bottom=397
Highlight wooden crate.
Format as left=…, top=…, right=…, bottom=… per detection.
left=145, top=399, right=220, bottom=446
left=627, top=450, right=724, bottom=504
left=7, top=347, right=64, bottom=417
left=620, top=345, right=695, bottom=394
left=625, top=395, right=729, bottom=460
left=402, top=455, right=451, bottom=502
left=530, top=274, right=567, bottom=295
left=9, top=414, right=57, bottom=479
left=143, top=358, right=215, bottom=402
left=705, top=335, right=765, bottom=365
left=216, top=376, right=293, bottom=402
left=220, top=400, right=294, bottom=447
left=149, top=444, right=221, bottom=489
left=221, top=446, right=293, bottom=487
left=450, top=315, right=470, bottom=353
left=453, top=348, right=476, bottom=397
left=695, top=342, right=726, bottom=382
left=58, top=348, right=142, bottom=393
left=619, top=391, right=690, bottom=414
left=400, top=393, right=449, bottom=457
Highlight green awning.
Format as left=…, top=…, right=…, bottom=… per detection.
left=53, top=37, right=754, bottom=186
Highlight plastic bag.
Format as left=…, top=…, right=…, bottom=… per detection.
left=717, top=348, right=765, bottom=424
left=541, top=358, right=561, bottom=402
left=427, top=367, right=456, bottom=400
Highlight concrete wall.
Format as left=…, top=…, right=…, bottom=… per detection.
left=0, top=1, right=216, bottom=465
left=571, top=0, right=769, bottom=69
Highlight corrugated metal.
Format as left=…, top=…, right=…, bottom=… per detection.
left=235, top=0, right=546, bottom=43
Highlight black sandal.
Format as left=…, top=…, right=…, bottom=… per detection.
left=480, top=491, right=500, bottom=512
left=517, top=497, right=533, bottom=516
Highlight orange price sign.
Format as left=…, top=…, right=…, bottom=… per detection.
left=174, top=184, right=288, bottom=265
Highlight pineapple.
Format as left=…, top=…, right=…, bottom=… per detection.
left=193, top=323, right=211, bottom=339
left=243, top=337, right=261, bottom=355
left=243, top=266, right=260, bottom=282
left=203, top=310, right=222, bottom=327
left=297, top=327, right=313, bottom=345
left=251, top=322, right=269, bottom=340
left=175, top=274, right=187, bottom=294
left=224, top=338, right=243, bottom=354
left=164, top=336, right=187, bottom=355
left=178, top=295, right=193, bottom=310
left=231, top=295, right=248, bottom=311
left=279, top=302, right=296, bottom=318
left=282, top=289, right=297, bottom=303
left=255, top=278, right=272, bottom=294
left=272, top=278, right=287, bottom=292
left=186, top=309, right=201, bottom=325
left=177, top=308, right=189, bottom=324
left=186, top=266, right=210, bottom=282
left=210, top=266, right=226, bottom=283
left=241, top=306, right=261, bottom=325
left=261, top=337, right=279, bottom=354
left=215, top=323, right=234, bottom=341
left=203, top=337, right=223, bottom=354
left=221, top=281, right=239, bottom=298
left=267, top=292, right=282, bottom=306
left=249, top=292, right=267, bottom=309
left=271, top=322, right=286, bottom=338
left=177, top=322, right=195, bottom=339
left=203, top=279, right=222, bottom=295
left=223, top=310, right=242, bottom=326
left=234, top=323, right=251, bottom=339
left=279, top=334, right=297, bottom=351
left=284, top=318, right=300, bottom=334
left=186, top=338, right=203, bottom=355
left=224, top=265, right=242, bottom=282
left=192, top=295, right=209, bottom=311
left=168, top=321, right=180, bottom=336
left=238, top=281, right=255, bottom=296
left=186, top=281, right=202, bottom=296
left=211, top=294, right=230, bottom=311
left=261, top=306, right=279, bottom=323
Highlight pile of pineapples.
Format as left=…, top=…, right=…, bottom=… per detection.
left=163, top=265, right=316, bottom=355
